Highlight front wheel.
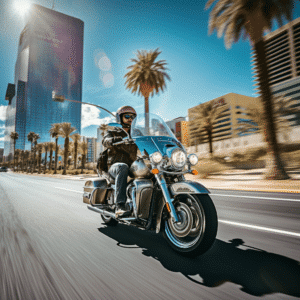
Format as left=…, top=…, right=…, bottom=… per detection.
left=162, top=194, right=217, bottom=257
left=101, top=214, right=118, bottom=226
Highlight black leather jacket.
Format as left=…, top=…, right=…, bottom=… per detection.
left=102, top=128, right=138, bottom=169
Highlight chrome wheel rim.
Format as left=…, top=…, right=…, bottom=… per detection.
left=165, top=195, right=205, bottom=249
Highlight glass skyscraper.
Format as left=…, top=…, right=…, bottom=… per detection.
left=4, top=4, right=83, bottom=158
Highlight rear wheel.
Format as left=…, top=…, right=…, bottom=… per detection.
left=162, top=194, right=217, bottom=257
left=101, top=214, right=118, bottom=226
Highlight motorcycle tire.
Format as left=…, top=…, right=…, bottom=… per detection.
left=162, top=194, right=217, bottom=257
left=101, top=214, right=118, bottom=226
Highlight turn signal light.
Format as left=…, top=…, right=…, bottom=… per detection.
left=165, top=202, right=171, bottom=213
left=191, top=170, right=198, bottom=175
left=151, top=168, right=159, bottom=174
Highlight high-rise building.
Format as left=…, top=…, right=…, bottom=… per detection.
left=4, top=4, right=84, bottom=159
left=82, top=137, right=97, bottom=163
left=188, top=93, right=260, bottom=146
left=252, top=17, right=300, bottom=126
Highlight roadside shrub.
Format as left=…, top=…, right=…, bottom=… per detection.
left=194, top=158, right=227, bottom=178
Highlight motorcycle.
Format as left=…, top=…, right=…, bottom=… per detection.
left=83, top=113, right=218, bottom=257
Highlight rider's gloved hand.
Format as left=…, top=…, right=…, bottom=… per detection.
left=112, top=136, right=123, bottom=144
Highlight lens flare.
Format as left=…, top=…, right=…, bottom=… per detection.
left=14, top=1, right=31, bottom=17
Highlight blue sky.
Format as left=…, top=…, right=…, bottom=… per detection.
left=1, top=0, right=300, bottom=148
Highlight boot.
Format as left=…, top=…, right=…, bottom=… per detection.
left=115, top=203, right=131, bottom=218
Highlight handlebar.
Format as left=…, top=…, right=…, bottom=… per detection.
left=113, top=138, right=135, bottom=146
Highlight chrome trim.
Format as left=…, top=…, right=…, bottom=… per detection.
left=131, top=187, right=138, bottom=218
left=169, top=181, right=210, bottom=195
left=155, top=173, right=179, bottom=223
left=158, top=169, right=192, bottom=175
left=120, top=217, right=137, bottom=221
left=87, top=205, right=116, bottom=218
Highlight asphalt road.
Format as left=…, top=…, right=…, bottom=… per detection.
left=1, top=172, right=299, bottom=300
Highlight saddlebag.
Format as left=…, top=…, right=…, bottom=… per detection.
left=83, top=178, right=111, bottom=205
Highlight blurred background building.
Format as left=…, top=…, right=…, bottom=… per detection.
left=188, top=93, right=260, bottom=144
left=4, top=4, right=84, bottom=160
left=82, top=136, right=97, bottom=163
left=260, top=17, right=300, bottom=126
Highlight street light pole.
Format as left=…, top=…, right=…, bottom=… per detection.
left=52, top=91, right=116, bottom=119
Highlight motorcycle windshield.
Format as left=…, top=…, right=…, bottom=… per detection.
left=131, top=113, right=185, bottom=156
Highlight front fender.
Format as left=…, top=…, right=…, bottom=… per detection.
left=155, top=180, right=210, bottom=233
left=169, top=181, right=210, bottom=196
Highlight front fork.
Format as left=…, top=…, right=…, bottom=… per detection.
left=155, top=173, right=179, bottom=223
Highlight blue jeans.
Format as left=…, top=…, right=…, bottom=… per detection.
left=108, top=163, right=129, bottom=204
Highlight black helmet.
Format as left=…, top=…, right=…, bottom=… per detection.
left=116, top=106, right=137, bottom=127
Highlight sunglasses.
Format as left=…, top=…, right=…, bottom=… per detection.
left=124, top=114, right=135, bottom=120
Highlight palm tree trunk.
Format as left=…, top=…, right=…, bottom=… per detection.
left=81, top=154, right=85, bottom=174
left=63, top=137, right=69, bottom=175
left=253, top=39, right=289, bottom=180
left=74, top=143, right=78, bottom=169
left=145, top=96, right=149, bottom=135
left=44, top=150, right=48, bottom=174
left=13, top=141, right=16, bottom=171
left=38, top=151, right=42, bottom=174
left=54, top=138, right=58, bottom=174
left=208, top=130, right=213, bottom=157
left=49, top=150, right=53, bottom=171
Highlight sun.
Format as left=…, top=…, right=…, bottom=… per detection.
left=13, top=1, right=32, bottom=17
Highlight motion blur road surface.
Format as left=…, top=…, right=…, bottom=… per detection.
left=1, top=172, right=299, bottom=300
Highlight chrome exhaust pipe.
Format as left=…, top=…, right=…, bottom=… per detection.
left=87, top=205, right=116, bottom=218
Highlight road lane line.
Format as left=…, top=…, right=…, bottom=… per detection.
left=211, top=193, right=300, bottom=202
left=219, top=219, right=300, bottom=238
left=55, top=187, right=83, bottom=194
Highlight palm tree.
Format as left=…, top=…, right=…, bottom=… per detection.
left=31, top=133, right=40, bottom=173
left=43, top=142, right=50, bottom=174
left=49, top=123, right=61, bottom=174
left=236, top=95, right=299, bottom=141
left=79, top=141, right=88, bottom=174
left=124, top=48, right=171, bottom=132
left=24, top=150, right=30, bottom=172
left=10, top=131, right=19, bottom=170
left=189, top=102, right=227, bottom=156
left=48, top=142, right=56, bottom=171
left=27, top=131, right=36, bottom=172
left=205, top=0, right=293, bottom=179
left=36, top=144, right=43, bottom=174
left=70, top=133, right=81, bottom=169
left=59, top=123, right=76, bottom=175
left=20, top=150, right=25, bottom=171
left=14, top=149, right=21, bottom=171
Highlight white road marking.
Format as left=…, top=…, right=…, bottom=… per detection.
left=211, top=193, right=300, bottom=202
left=219, top=219, right=300, bottom=238
left=55, top=187, right=83, bottom=194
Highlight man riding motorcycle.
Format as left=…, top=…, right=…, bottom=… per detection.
left=102, top=106, right=138, bottom=217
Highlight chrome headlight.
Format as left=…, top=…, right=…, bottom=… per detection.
left=188, top=154, right=198, bottom=166
left=171, top=149, right=187, bottom=169
left=150, top=152, right=163, bottom=164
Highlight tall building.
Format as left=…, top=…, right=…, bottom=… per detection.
left=188, top=93, right=260, bottom=146
left=82, top=137, right=97, bottom=163
left=252, top=17, right=300, bottom=126
left=166, top=117, right=189, bottom=147
left=166, top=117, right=186, bottom=134
left=176, top=121, right=189, bottom=147
left=4, top=4, right=84, bottom=159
